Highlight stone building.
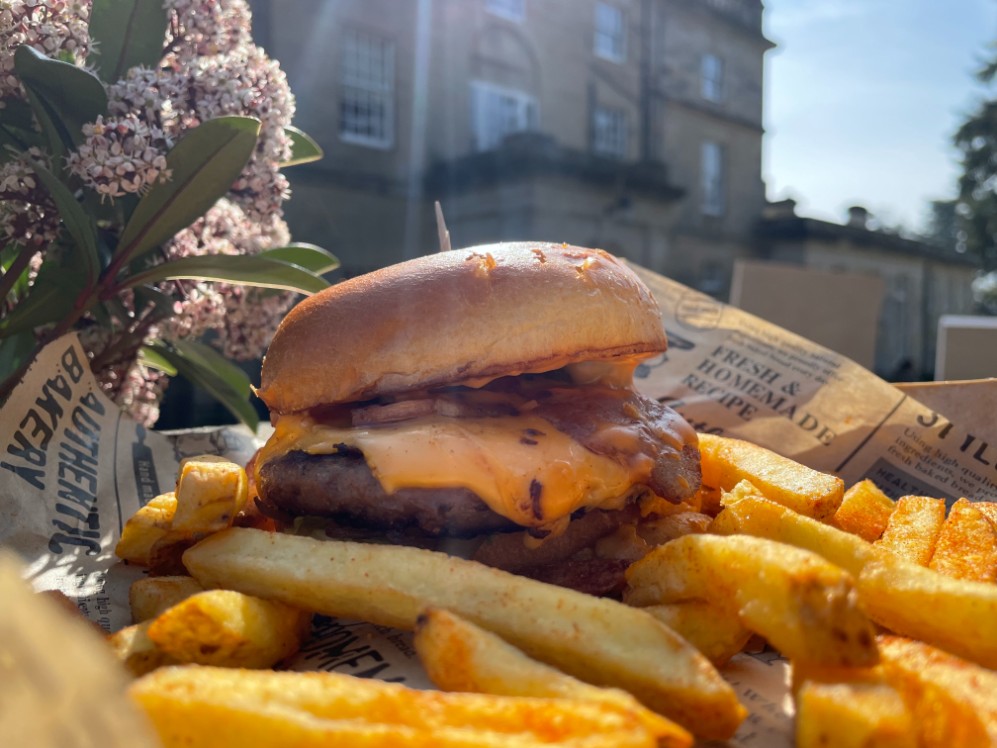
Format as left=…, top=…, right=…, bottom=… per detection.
left=250, top=0, right=772, bottom=291
left=753, top=201, right=979, bottom=378
left=246, top=0, right=979, bottom=380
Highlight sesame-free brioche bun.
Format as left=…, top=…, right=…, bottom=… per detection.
left=257, top=243, right=667, bottom=414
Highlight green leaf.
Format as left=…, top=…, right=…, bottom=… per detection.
left=121, top=254, right=330, bottom=294
left=89, top=0, right=169, bottom=82
left=28, top=160, right=100, bottom=284
left=0, top=257, right=85, bottom=335
left=89, top=299, right=114, bottom=329
left=132, top=285, right=177, bottom=319
left=281, top=126, right=323, bottom=167
left=0, top=137, right=25, bottom=163
left=14, top=46, right=107, bottom=156
left=149, top=340, right=259, bottom=429
left=260, top=243, right=340, bottom=274
left=115, top=116, right=261, bottom=266
left=0, top=244, right=34, bottom=302
left=0, top=97, right=37, bottom=132
left=0, top=98, right=42, bottom=153
left=0, top=330, right=36, bottom=387
left=137, top=344, right=177, bottom=376
left=1, top=243, right=22, bottom=271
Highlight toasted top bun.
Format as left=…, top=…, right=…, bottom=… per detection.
left=257, top=242, right=667, bottom=414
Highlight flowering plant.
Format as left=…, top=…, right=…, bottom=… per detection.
left=0, top=0, right=336, bottom=427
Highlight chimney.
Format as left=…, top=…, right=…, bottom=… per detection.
left=847, top=205, right=870, bottom=229
left=763, top=198, right=797, bottom=219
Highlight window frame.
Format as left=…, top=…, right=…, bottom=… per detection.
left=701, top=140, right=726, bottom=217
left=592, top=105, right=628, bottom=159
left=486, top=0, right=525, bottom=22
left=701, top=53, right=725, bottom=103
left=594, top=2, right=626, bottom=63
left=339, top=28, right=396, bottom=149
left=470, top=80, right=538, bottom=152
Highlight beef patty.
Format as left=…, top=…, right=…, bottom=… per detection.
left=258, top=384, right=701, bottom=537
left=257, top=447, right=517, bottom=536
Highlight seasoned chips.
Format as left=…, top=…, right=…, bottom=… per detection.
left=182, top=527, right=747, bottom=739
left=413, top=607, right=691, bottom=747
left=624, top=534, right=878, bottom=667
left=697, top=433, right=844, bottom=520
left=130, top=666, right=663, bottom=748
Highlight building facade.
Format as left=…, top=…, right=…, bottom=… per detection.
left=247, top=0, right=979, bottom=380
left=754, top=202, right=979, bottom=378
left=250, top=0, right=771, bottom=289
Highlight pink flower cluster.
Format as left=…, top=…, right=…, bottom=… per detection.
left=78, top=322, right=168, bottom=426
left=67, top=115, right=172, bottom=199
left=0, top=0, right=91, bottom=101
left=161, top=199, right=295, bottom=361
left=164, top=0, right=253, bottom=60
left=0, top=0, right=307, bottom=425
left=0, top=148, right=60, bottom=249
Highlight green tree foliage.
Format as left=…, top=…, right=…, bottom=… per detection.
left=954, top=55, right=997, bottom=270
left=923, top=199, right=962, bottom=252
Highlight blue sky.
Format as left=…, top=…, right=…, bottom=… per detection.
left=763, top=0, right=997, bottom=232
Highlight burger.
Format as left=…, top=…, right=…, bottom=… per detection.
left=252, top=242, right=701, bottom=594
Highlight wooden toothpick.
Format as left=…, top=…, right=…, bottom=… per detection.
left=435, top=201, right=451, bottom=252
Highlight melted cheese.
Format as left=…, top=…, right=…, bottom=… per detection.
left=257, top=414, right=641, bottom=528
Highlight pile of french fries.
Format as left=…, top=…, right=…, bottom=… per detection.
left=107, top=438, right=997, bottom=747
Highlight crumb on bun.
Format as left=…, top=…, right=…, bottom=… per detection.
left=257, top=242, right=667, bottom=414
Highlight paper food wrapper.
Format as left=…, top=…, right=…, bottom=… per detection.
left=2, top=266, right=995, bottom=746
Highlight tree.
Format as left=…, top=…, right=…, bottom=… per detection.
left=954, top=55, right=997, bottom=270
left=923, top=199, right=962, bottom=252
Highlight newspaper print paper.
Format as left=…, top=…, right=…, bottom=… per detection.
left=5, top=264, right=996, bottom=745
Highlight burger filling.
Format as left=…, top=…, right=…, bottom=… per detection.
left=256, top=362, right=700, bottom=537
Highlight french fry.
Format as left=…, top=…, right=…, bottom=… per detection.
left=130, top=666, right=662, bottom=748
left=107, top=621, right=180, bottom=677
left=857, top=558, right=997, bottom=669
left=714, top=486, right=997, bottom=668
left=927, top=498, right=997, bottom=582
left=710, top=483, right=877, bottom=576
left=624, top=534, right=878, bottom=666
left=172, top=457, right=248, bottom=534
left=976, top=501, right=997, bottom=530
left=697, top=433, right=844, bottom=520
left=146, top=535, right=200, bottom=576
left=789, top=661, right=885, bottom=696
left=413, top=608, right=691, bottom=748
left=0, top=554, right=159, bottom=747
left=833, top=479, right=895, bottom=542
left=146, top=590, right=310, bottom=669
left=182, top=527, right=746, bottom=740
left=130, top=576, right=204, bottom=623
left=116, top=458, right=250, bottom=572
left=877, top=636, right=997, bottom=747
left=115, top=493, right=178, bottom=566
left=642, top=602, right=751, bottom=666
left=795, top=680, right=916, bottom=748
left=873, top=496, right=946, bottom=565
left=38, top=589, right=92, bottom=625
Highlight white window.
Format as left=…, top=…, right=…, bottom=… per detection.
left=470, top=81, right=537, bottom=151
left=593, top=106, right=627, bottom=158
left=701, top=53, right=724, bottom=102
left=594, top=2, right=625, bottom=62
left=701, top=141, right=725, bottom=216
left=339, top=29, right=394, bottom=148
left=486, top=0, right=524, bottom=22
